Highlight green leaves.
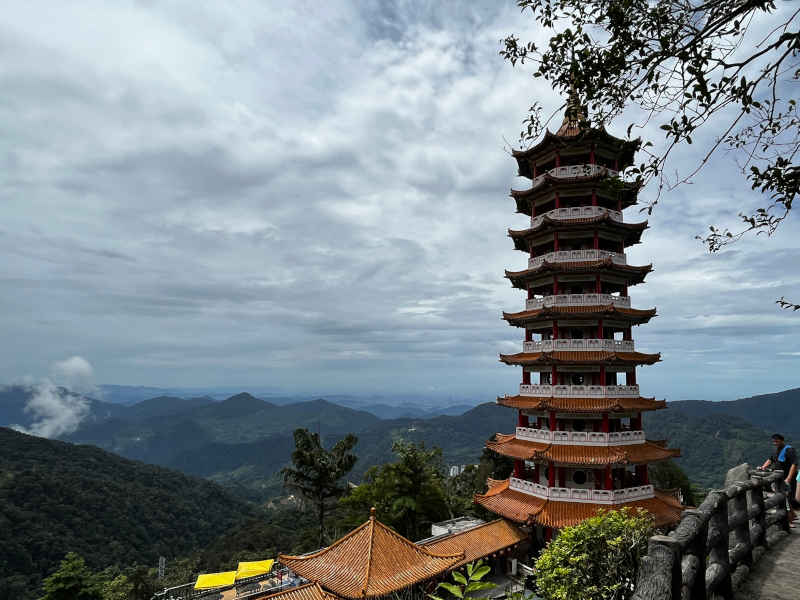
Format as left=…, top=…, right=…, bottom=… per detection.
left=430, top=560, right=496, bottom=600
left=534, top=508, right=653, bottom=600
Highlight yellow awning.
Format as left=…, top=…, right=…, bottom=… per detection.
left=194, top=571, right=237, bottom=589
left=236, top=559, right=275, bottom=580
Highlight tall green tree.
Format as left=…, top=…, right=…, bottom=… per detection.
left=501, top=0, right=799, bottom=307
left=282, top=429, right=358, bottom=547
left=39, top=553, right=102, bottom=600
left=340, top=441, right=450, bottom=540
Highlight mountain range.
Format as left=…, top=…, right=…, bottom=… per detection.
left=4, top=385, right=797, bottom=498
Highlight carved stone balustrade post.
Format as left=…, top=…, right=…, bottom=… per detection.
left=704, top=490, right=733, bottom=600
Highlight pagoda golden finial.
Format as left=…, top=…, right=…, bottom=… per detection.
left=369, top=506, right=376, bottom=520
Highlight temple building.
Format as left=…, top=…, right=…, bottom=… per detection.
left=474, top=100, right=683, bottom=541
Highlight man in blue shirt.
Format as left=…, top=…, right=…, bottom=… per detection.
left=761, top=433, right=799, bottom=525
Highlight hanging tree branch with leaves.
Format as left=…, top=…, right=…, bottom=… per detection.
left=501, top=0, right=800, bottom=309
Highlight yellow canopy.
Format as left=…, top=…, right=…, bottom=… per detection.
left=194, top=571, right=237, bottom=590
left=236, top=559, right=275, bottom=580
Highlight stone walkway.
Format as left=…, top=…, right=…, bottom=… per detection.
left=735, top=527, right=800, bottom=600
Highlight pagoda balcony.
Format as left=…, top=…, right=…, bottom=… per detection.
left=526, top=293, right=631, bottom=311
left=530, top=205, right=623, bottom=229
left=530, top=164, right=620, bottom=189
left=523, top=338, right=634, bottom=353
left=528, top=249, right=626, bottom=269
left=509, top=477, right=655, bottom=504
left=515, top=426, right=645, bottom=446
left=518, top=384, right=641, bottom=398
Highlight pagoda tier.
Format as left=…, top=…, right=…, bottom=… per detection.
left=506, top=260, right=653, bottom=289
left=496, top=395, right=666, bottom=413
left=509, top=176, right=640, bottom=216
left=499, top=350, right=660, bottom=367
left=509, top=216, right=648, bottom=251
left=486, top=433, right=679, bottom=465
left=503, top=303, right=657, bottom=327
left=478, top=98, right=682, bottom=536
left=475, top=479, right=682, bottom=529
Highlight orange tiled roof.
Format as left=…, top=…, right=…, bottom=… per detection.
left=486, top=433, right=680, bottom=465
left=496, top=395, right=666, bottom=413
left=278, top=512, right=463, bottom=599
left=253, top=583, right=338, bottom=600
left=503, top=305, right=657, bottom=326
left=475, top=479, right=682, bottom=528
left=499, top=350, right=660, bottom=366
left=420, top=520, right=527, bottom=568
left=508, top=217, right=647, bottom=250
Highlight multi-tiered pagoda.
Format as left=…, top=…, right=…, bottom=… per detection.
left=476, top=101, right=683, bottom=542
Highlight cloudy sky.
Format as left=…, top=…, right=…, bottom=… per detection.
left=2, top=1, right=798, bottom=403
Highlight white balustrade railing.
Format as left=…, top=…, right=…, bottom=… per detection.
left=523, top=338, right=634, bottom=353
left=518, top=384, right=640, bottom=398
left=516, top=426, right=645, bottom=446
left=526, top=293, right=631, bottom=311
left=509, top=477, right=655, bottom=504
left=530, top=205, right=623, bottom=229
left=528, top=249, right=626, bottom=269
left=530, top=164, right=619, bottom=189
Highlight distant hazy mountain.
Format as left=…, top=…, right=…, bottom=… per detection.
left=3, top=385, right=792, bottom=500
left=669, top=388, right=800, bottom=440
left=0, top=427, right=253, bottom=600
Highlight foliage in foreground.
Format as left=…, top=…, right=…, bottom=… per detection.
left=429, top=560, right=495, bottom=600
left=535, top=508, right=654, bottom=600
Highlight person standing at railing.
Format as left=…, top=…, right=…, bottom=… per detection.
left=761, top=433, right=799, bottom=526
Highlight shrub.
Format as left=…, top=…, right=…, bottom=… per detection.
left=534, top=508, right=653, bottom=600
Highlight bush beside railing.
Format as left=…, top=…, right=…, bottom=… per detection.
left=632, top=469, right=790, bottom=600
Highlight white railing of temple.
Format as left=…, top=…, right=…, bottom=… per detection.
left=530, top=164, right=620, bottom=189
left=525, top=293, right=631, bottom=311
left=515, top=427, right=645, bottom=446
left=509, top=477, right=655, bottom=504
left=528, top=249, right=626, bottom=269
left=523, top=338, right=634, bottom=353
left=530, top=205, right=623, bottom=229
left=517, top=384, right=640, bottom=398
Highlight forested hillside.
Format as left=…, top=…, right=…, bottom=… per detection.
left=0, top=428, right=254, bottom=599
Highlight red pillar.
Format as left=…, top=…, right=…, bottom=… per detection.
left=601, top=412, right=609, bottom=433
left=591, top=189, right=597, bottom=206
left=553, top=276, right=559, bottom=295
left=518, top=411, right=529, bottom=427
left=600, top=367, right=606, bottom=386
left=514, top=459, right=522, bottom=478
left=527, top=286, right=534, bottom=299
left=525, top=328, right=533, bottom=342
left=555, top=191, right=560, bottom=209
left=595, top=275, right=601, bottom=293
left=551, top=366, right=558, bottom=386
left=545, top=527, right=553, bottom=542
left=632, top=412, right=642, bottom=430
left=597, top=319, right=604, bottom=339
left=522, top=370, right=531, bottom=385
left=626, top=370, right=637, bottom=385
left=532, top=163, right=537, bottom=178
left=605, top=465, right=613, bottom=490
left=553, top=322, right=559, bottom=339
left=532, top=201, right=537, bottom=217
left=553, top=232, right=559, bottom=251
left=593, top=231, right=599, bottom=249
left=549, top=411, right=557, bottom=431
left=548, top=462, right=555, bottom=486
left=623, top=327, right=632, bottom=340
left=534, top=463, right=540, bottom=481
left=555, top=153, right=561, bottom=167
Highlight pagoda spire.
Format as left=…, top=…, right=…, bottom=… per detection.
left=555, top=82, right=586, bottom=137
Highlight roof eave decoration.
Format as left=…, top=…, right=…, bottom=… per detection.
left=498, top=351, right=661, bottom=367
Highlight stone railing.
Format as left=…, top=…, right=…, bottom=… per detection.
left=526, top=293, right=631, bottom=311
left=632, top=468, right=791, bottom=600
left=530, top=205, right=623, bottom=229
left=530, top=164, right=620, bottom=189
left=510, top=477, right=654, bottom=504
left=528, top=249, right=626, bottom=269
left=518, top=384, right=640, bottom=398
left=523, top=338, right=634, bottom=353
left=516, top=426, right=645, bottom=446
